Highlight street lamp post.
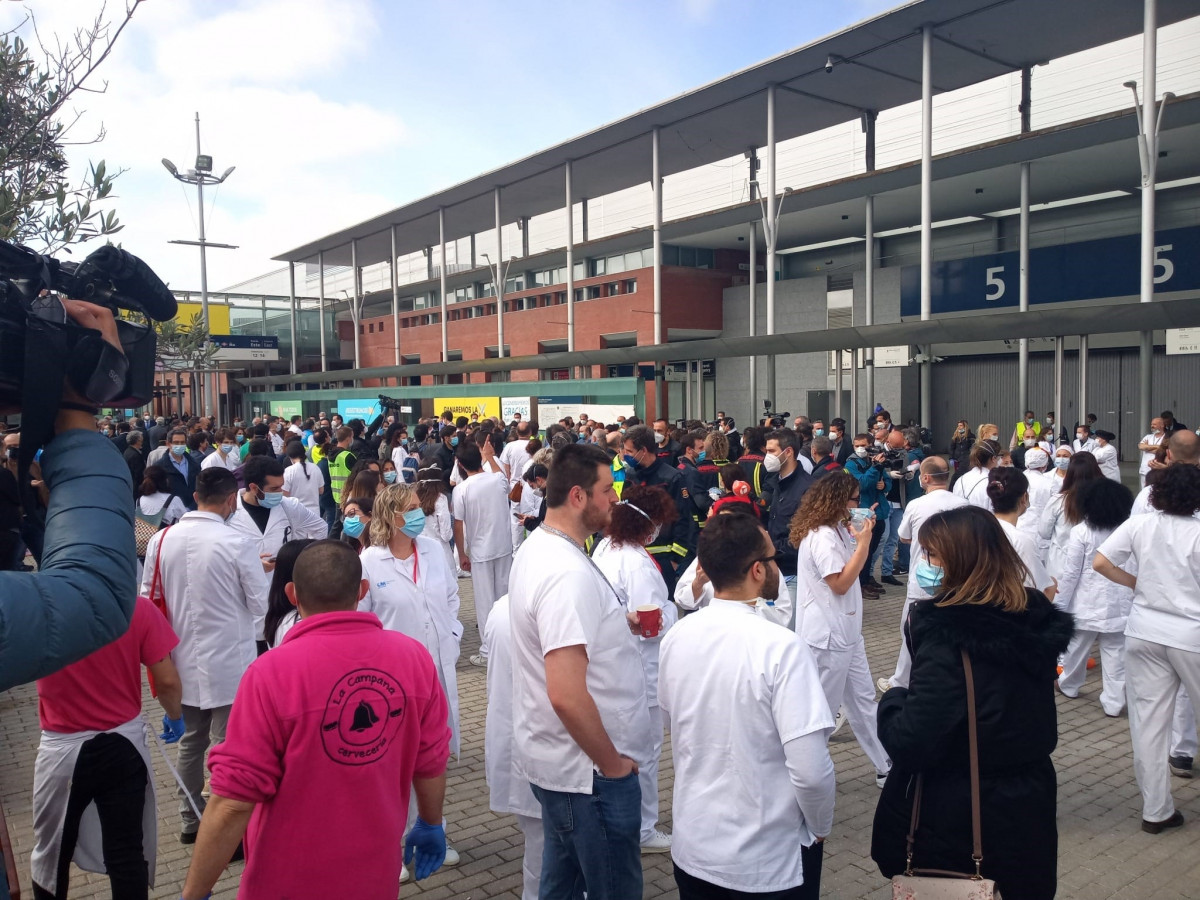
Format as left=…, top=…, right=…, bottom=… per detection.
left=163, top=112, right=236, bottom=420
left=482, top=252, right=517, bottom=380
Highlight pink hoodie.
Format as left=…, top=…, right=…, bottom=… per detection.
left=209, top=611, right=450, bottom=899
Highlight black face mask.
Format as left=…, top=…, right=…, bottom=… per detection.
left=4, top=447, right=17, bottom=461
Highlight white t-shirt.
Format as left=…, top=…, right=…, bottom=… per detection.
left=1131, top=483, right=1153, bottom=517
left=796, top=524, right=861, bottom=650
left=500, top=440, right=532, bottom=489
left=1018, top=468, right=1054, bottom=545
left=897, top=490, right=967, bottom=600
left=1139, top=432, right=1165, bottom=476
left=282, top=459, right=322, bottom=513
left=998, top=518, right=1055, bottom=594
left=952, top=467, right=992, bottom=510
left=659, top=599, right=834, bottom=891
left=1099, top=512, right=1200, bottom=652
left=509, top=527, right=654, bottom=794
left=453, top=470, right=514, bottom=562
left=1093, top=442, right=1120, bottom=482
left=137, top=492, right=188, bottom=526
left=200, top=450, right=239, bottom=473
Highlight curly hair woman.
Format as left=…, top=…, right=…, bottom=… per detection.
left=789, top=470, right=891, bottom=788
left=591, top=483, right=678, bottom=852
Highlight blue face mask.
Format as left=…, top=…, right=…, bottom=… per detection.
left=384, top=470, right=398, bottom=484
left=236, top=434, right=245, bottom=444
left=622, top=453, right=640, bottom=470
left=170, top=444, right=187, bottom=457
left=915, top=558, right=944, bottom=593
left=401, top=508, right=426, bottom=538
left=697, top=450, right=707, bottom=462
left=342, top=516, right=365, bottom=538
left=259, top=490, right=283, bottom=509
left=814, top=428, right=824, bottom=437
left=1053, top=457, right=1070, bottom=471
left=220, top=443, right=235, bottom=455
left=450, top=436, right=459, bottom=447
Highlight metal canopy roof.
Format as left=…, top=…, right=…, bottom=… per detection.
left=276, top=0, right=1198, bottom=269
left=238, top=297, right=1200, bottom=388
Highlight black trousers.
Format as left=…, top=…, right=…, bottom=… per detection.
left=674, top=841, right=824, bottom=899
left=33, top=733, right=149, bottom=900
left=859, top=515, right=888, bottom=586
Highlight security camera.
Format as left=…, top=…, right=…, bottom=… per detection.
left=825, top=55, right=835, bottom=74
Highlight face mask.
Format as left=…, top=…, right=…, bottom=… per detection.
left=221, top=443, right=235, bottom=455
left=4, top=447, right=16, bottom=461
left=622, top=453, right=641, bottom=471
left=401, top=508, right=426, bottom=538
left=1025, top=417, right=1034, bottom=425
left=224, top=501, right=238, bottom=524
left=619, top=428, right=626, bottom=435
left=814, top=428, right=824, bottom=437
left=645, top=524, right=662, bottom=546
left=342, top=516, right=365, bottom=538
left=654, top=432, right=665, bottom=444
left=450, top=436, right=459, bottom=447
left=236, top=434, right=245, bottom=443
left=854, top=446, right=869, bottom=458
left=102, top=429, right=111, bottom=436
left=697, top=450, right=707, bottom=462
left=259, top=490, right=283, bottom=509
left=384, top=470, right=398, bottom=484
left=830, top=433, right=841, bottom=443
left=1045, top=417, right=1054, bottom=425
left=763, top=451, right=783, bottom=473
left=1024, top=438, right=1035, bottom=447
left=170, top=444, right=187, bottom=457
left=915, top=558, right=944, bottom=593
left=1054, top=457, right=1070, bottom=471
left=1077, top=434, right=1088, bottom=442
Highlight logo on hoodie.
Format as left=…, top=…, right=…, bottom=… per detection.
left=322, top=668, right=407, bottom=765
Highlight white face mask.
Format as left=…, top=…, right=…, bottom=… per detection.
left=855, top=446, right=869, bottom=458
left=763, top=451, right=783, bottom=473
left=654, top=431, right=666, bottom=444
left=646, top=524, right=662, bottom=545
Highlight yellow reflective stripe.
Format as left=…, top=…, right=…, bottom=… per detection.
left=646, top=545, right=671, bottom=554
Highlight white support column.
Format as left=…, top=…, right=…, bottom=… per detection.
left=390, top=225, right=401, bottom=367
left=835, top=349, right=844, bottom=423
left=919, top=24, right=933, bottom=427
left=864, top=195, right=875, bottom=428
left=494, top=187, right=505, bottom=363
left=439, top=207, right=449, bottom=376
left=1054, top=336, right=1064, bottom=443
left=318, top=250, right=327, bottom=373
left=652, top=127, right=664, bottom=416
left=1079, top=334, right=1089, bottom=428
left=748, top=221, right=757, bottom=423
left=566, top=161, right=577, bottom=377
left=288, top=262, right=298, bottom=375
left=1138, top=0, right=1159, bottom=439
left=351, top=239, right=361, bottom=373
left=1018, top=162, right=1031, bottom=417
left=765, top=84, right=778, bottom=407
left=849, top=347, right=858, bottom=437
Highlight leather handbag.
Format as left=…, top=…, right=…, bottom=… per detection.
left=508, top=480, right=524, bottom=503
left=891, top=650, right=1001, bottom=900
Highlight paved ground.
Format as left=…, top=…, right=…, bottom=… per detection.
left=1, top=570, right=1198, bottom=899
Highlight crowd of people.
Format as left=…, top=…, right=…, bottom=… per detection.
left=3, top=396, right=1199, bottom=900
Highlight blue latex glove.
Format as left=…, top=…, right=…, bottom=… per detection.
left=160, top=714, right=186, bottom=744
left=403, top=817, right=446, bottom=881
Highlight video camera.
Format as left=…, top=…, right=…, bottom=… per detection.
left=762, top=399, right=790, bottom=429
left=0, top=240, right=176, bottom=410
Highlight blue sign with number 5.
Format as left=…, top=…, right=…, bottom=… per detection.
left=901, top=224, right=1200, bottom=317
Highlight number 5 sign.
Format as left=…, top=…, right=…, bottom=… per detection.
left=985, top=266, right=1006, bottom=301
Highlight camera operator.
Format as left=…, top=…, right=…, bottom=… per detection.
left=0, top=300, right=136, bottom=691
left=877, top=430, right=920, bottom=587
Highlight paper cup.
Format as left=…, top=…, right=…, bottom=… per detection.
left=636, top=604, right=663, bottom=638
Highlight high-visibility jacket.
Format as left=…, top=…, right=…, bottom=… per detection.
left=1015, top=420, right=1042, bottom=443
left=611, top=455, right=626, bottom=499
left=328, top=448, right=355, bottom=504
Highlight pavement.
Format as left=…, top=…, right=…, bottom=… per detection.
left=1, top=571, right=1198, bottom=899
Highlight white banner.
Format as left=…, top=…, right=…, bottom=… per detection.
left=537, top=402, right=636, bottom=427
left=501, top=397, right=533, bottom=421
left=1166, top=328, right=1200, bottom=355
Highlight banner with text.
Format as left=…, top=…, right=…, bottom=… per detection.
left=502, top=397, right=533, bottom=421
left=433, top=396, right=500, bottom=420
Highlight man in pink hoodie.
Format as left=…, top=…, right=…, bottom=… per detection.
left=181, top=539, right=452, bottom=899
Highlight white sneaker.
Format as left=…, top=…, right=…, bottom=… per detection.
left=876, top=770, right=889, bottom=789
left=877, top=677, right=892, bottom=694
left=399, top=866, right=410, bottom=884
left=443, top=844, right=461, bottom=866
left=641, top=830, right=672, bottom=854
left=469, top=654, right=487, bottom=667
left=829, top=707, right=846, bottom=737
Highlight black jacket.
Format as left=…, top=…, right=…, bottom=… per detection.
left=872, top=591, right=1073, bottom=900
left=123, top=446, right=145, bottom=495
left=766, top=465, right=812, bottom=577
left=629, top=457, right=697, bottom=589
left=152, top=452, right=202, bottom=511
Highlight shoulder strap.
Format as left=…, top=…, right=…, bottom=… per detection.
left=961, top=649, right=984, bottom=877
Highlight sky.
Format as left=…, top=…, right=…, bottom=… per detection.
left=0, top=0, right=895, bottom=292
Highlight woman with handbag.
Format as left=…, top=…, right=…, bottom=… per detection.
left=871, top=505, right=1073, bottom=899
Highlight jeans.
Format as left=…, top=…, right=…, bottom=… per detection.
left=178, top=705, right=231, bottom=834
left=674, top=840, right=824, bottom=899
left=881, top=505, right=906, bottom=576
left=33, top=733, right=148, bottom=900
left=860, top=514, right=888, bottom=585
left=531, top=771, right=642, bottom=900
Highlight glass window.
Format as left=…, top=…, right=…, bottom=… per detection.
left=588, top=257, right=606, bottom=277
left=607, top=282, right=620, bottom=296
left=662, top=245, right=679, bottom=266
left=623, top=279, right=636, bottom=294
left=573, top=261, right=585, bottom=281
left=678, top=246, right=696, bottom=267
left=696, top=248, right=714, bottom=269
left=625, top=251, right=644, bottom=271
left=573, top=289, right=583, bottom=303
left=587, top=286, right=602, bottom=300
left=606, top=254, right=625, bottom=275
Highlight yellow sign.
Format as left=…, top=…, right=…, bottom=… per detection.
left=433, top=396, right=500, bottom=420
left=174, top=302, right=231, bottom=336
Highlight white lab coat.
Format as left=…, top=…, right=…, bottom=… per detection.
left=1055, top=522, right=1134, bottom=632
left=360, top=536, right=464, bottom=756
left=421, top=492, right=456, bottom=575
left=1093, top=442, right=1121, bottom=482
left=952, top=466, right=992, bottom=509
left=483, top=595, right=540, bottom=819
left=226, top=495, right=329, bottom=561
left=1038, top=492, right=1074, bottom=580
left=140, top=512, right=270, bottom=709
left=1017, top=468, right=1054, bottom=556
left=673, top=556, right=791, bottom=627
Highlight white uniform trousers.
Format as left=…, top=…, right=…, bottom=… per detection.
left=1171, top=686, right=1197, bottom=758
left=515, top=812, right=544, bottom=900
left=810, top=638, right=892, bottom=774
left=1124, top=637, right=1200, bottom=822
left=470, top=555, right=511, bottom=658
left=639, top=705, right=664, bottom=843
left=887, top=595, right=919, bottom=689
left=1059, top=630, right=1127, bottom=716
left=510, top=503, right=525, bottom=552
